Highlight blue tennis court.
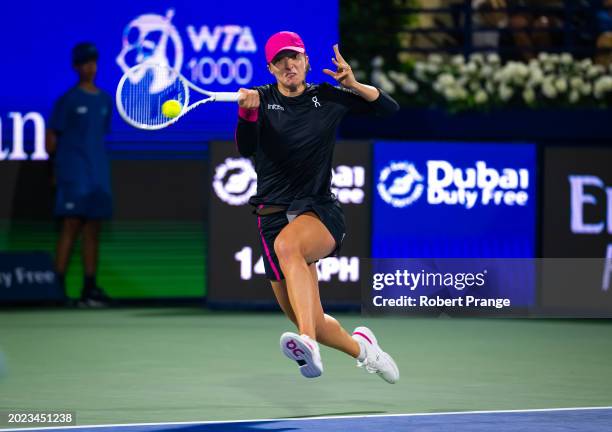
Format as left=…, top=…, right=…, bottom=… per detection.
left=3, top=408, right=612, bottom=432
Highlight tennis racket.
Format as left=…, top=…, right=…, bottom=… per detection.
left=116, top=62, right=240, bottom=130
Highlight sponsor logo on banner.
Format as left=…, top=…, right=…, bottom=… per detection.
left=378, top=160, right=530, bottom=209
left=213, top=158, right=366, bottom=206
left=0, top=252, right=62, bottom=302
left=213, top=157, right=257, bottom=205
left=331, top=165, right=365, bottom=204
left=0, top=112, right=47, bottom=161
left=569, top=175, right=612, bottom=236
left=377, top=161, right=424, bottom=208
left=569, top=174, right=612, bottom=291
left=117, top=9, right=256, bottom=89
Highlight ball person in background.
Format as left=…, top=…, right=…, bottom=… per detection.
left=236, top=31, right=400, bottom=382
left=46, top=42, right=113, bottom=306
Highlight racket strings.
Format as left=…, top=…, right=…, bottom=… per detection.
left=119, top=64, right=188, bottom=128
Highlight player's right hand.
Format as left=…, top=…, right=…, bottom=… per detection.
left=238, top=88, right=260, bottom=109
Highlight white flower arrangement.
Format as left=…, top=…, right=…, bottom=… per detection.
left=361, top=53, right=612, bottom=111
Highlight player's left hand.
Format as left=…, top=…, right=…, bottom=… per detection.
left=323, top=44, right=357, bottom=89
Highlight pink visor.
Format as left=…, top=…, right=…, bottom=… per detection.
left=265, top=31, right=305, bottom=63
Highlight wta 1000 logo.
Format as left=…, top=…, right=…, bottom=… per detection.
left=116, top=9, right=256, bottom=89
left=378, top=160, right=530, bottom=209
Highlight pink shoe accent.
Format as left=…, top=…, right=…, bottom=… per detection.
left=353, top=331, right=373, bottom=345
left=300, top=335, right=315, bottom=351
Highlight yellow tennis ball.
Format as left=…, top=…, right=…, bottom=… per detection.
left=161, top=99, right=182, bottom=118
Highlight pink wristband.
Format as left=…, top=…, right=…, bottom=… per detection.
left=238, top=106, right=258, bottom=122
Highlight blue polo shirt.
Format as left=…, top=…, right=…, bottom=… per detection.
left=49, top=86, right=113, bottom=218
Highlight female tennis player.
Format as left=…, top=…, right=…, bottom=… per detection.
left=235, top=31, right=400, bottom=383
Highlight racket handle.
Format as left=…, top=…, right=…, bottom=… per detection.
left=214, top=92, right=240, bottom=102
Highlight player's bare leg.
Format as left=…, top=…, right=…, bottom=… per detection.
left=274, top=212, right=350, bottom=376
left=271, top=264, right=398, bottom=382
left=270, top=265, right=360, bottom=358
left=272, top=213, right=399, bottom=382
left=274, top=212, right=339, bottom=338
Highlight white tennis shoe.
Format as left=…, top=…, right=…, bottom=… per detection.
left=280, top=332, right=323, bottom=378
left=352, top=326, right=400, bottom=384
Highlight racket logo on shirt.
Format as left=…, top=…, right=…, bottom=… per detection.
left=312, top=96, right=321, bottom=108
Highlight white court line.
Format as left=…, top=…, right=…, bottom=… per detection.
left=2, top=406, right=612, bottom=432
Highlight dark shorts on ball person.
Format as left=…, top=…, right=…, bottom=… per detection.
left=55, top=184, right=113, bottom=220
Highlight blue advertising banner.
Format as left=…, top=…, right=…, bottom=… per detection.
left=372, top=141, right=536, bottom=258
left=371, top=141, right=537, bottom=310
left=0, top=252, right=63, bottom=302
left=0, top=0, right=339, bottom=158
